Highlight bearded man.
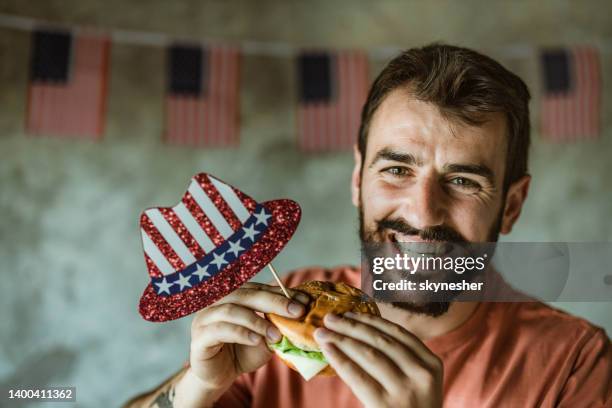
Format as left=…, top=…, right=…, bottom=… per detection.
left=127, top=44, right=611, bottom=408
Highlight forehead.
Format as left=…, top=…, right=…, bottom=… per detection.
left=366, top=88, right=507, bottom=174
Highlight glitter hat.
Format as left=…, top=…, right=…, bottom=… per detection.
left=138, top=173, right=301, bottom=322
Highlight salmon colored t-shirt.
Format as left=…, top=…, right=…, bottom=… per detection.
left=215, top=266, right=611, bottom=407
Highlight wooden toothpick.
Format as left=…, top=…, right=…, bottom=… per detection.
left=267, top=263, right=291, bottom=299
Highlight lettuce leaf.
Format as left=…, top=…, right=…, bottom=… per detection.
left=269, top=336, right=328, bottom=363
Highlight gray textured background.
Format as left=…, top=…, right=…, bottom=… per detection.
left=0, top=1, right=611, bottom=406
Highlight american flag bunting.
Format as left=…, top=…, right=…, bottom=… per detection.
left=26, top=29, right=110, bottom=139
left=164, top=44, right=241, bottom=147
left=297, top=50, right=369, bottom=151
left=540, top=46, right=601, bottom=141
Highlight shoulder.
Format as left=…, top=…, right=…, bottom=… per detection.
left=491, top=301, right=610, bottom=357
left=504, top=301, right=606, bottom=336
left=505, top=303, right=612, bottom=404
left=281, top=265, right=361, bottom=288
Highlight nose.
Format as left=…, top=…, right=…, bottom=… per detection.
left=401, top=174, right=447, bottom=230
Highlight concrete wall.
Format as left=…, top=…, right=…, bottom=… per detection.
left=0, top=1, right=610, bottom=406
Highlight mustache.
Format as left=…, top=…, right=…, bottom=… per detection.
left=376, top=218, right=467, bottom=243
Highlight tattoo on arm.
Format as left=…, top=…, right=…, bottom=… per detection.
left=150, top=385, right=176, bottom=408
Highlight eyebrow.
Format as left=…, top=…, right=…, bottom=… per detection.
left=369, top=148, right=423, bottom=167
left=369, top=147, right=496, bottom=186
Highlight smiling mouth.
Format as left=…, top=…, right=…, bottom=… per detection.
left=387, top=232, right=453, bottom=256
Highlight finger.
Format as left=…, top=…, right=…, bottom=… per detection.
left=215, top=287, right=306, bottom=318
left=317, top=340, right=384, bottom=408
left=193, top=303, right=282, bottom=343
left=322, top=313, right=435, bottom=383
left=192, top=321, right=264, bottom=360
left=343, top=311, right=442, bottom=370
left=314, top=327, right=404, bottom=394
left=242, top=282, right=310, bottom=305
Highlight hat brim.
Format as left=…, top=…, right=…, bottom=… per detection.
left=139, top=199, right=301, bottom=322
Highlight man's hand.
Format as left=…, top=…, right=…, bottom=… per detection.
left=314, top=312, right=443, bottom=408
left=174, top=282, right=309, bottom=407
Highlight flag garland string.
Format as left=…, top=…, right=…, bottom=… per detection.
left=1, top=12, right=608, bottom=145
left=2, top=12, right=611, bottom=59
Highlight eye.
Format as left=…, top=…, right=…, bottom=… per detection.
left=449, top=177, right=481, bottom=190
left=383, top=166, right=410, bottom=177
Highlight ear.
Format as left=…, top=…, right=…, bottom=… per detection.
left=351, top=145, right=362, bottom=207
left=500, top=175, right=531, bottom=235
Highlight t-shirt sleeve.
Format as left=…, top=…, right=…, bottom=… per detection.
left=213, top=373, right=253, bottom=408
left=556, top=328, right=611, bottom=407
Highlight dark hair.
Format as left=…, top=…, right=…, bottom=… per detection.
left=358, top=43, right=531, bottom=192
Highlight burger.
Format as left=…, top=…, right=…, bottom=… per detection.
left=266, top=280, right=380, bottom=380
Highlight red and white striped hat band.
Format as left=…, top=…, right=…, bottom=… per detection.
left=138, top=173, right=301, bottom=322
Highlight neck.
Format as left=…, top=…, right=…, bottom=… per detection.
left=377, top=301, right=479, bottom=341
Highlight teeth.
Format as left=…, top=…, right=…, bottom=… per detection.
left=392, top=234, right=410, bottom=243
left=386, top=239, right=448, bottom=254
left=384, top=233, right=451, bottom=255
left=403, top=242, right=450, bottom=255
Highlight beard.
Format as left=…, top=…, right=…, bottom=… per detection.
left=358, top=196, right=503, bottom=318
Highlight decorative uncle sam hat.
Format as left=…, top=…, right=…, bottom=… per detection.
left=138, top=173, right=301, bottom=322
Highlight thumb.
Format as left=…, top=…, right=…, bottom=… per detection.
left=236, top=342, right=273, bottom=374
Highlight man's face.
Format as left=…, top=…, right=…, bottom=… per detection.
left=353, top=88, right=511, bottom=316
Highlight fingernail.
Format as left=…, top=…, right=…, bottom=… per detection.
left=344, top=312, right=356, bottom=318
left=288, top=302, right=304, bottom=316
left=249, top=332, right=261, bottom=344
left=266, top=326, right=282, bottom=343
left=325, top=313, right=340, bottom=323
left=314, top=328, right=330, bottom=342
left=297, top=294, right=310, bottom=304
